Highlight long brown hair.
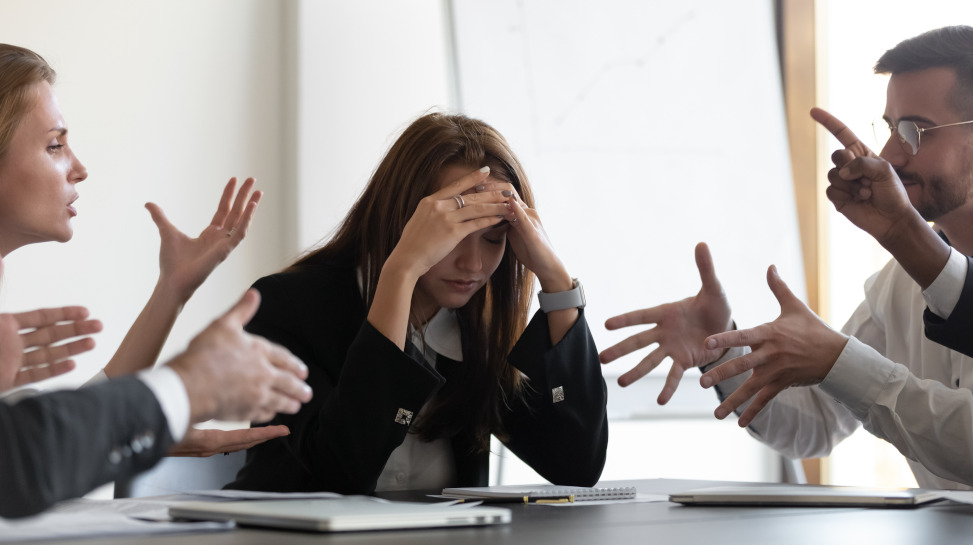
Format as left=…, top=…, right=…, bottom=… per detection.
left=0, top=44, right=56, bottom=161
left=291, top=112, right=536, bottom=451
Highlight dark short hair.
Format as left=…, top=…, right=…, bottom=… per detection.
left=874, top=26, right=973, bottom=117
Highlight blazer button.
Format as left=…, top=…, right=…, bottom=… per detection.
left=108, top=448, right=123, bottom=465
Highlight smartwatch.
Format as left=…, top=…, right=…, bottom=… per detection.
left=537, top=278, right=586, bottom=312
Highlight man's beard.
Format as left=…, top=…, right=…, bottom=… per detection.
left=898, top=168, right=973, bottom=221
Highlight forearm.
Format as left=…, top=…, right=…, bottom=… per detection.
left=879, top=211, right=949, bottom=290
left=505, top=310, right=608, bottom=485
left=0, top=378, right=172, bottom=518
left=289, top=323, right=443, bottom=493
left=367, top=259, right=419, bottom=350
left=821, top=337, right=973, bottom=485
left=537, top=270, right=577, bottom=346
left=103, top=280, right=184, bottom=377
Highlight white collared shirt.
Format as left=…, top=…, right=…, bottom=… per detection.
left=712, top=250, right=973, bottom=489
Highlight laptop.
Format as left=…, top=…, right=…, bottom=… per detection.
left=669, top=484, right=945, bottom=508
left=169, top=496, right=511, bottom=532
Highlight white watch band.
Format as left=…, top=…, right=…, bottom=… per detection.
left=538, top=278, right=586, bottom=312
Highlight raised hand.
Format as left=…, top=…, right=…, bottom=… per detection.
left=166, top=289, right=312, bottom=425
left=700, top=265, right=847, bottom=427
left=387, top=167, right=511, bottom=279
left=811, top=108, right=916, bottom=243
left=169, top=425, right=290, bottom=457
left=0, top=306, right=102, bottom=392
left=812, top=107, right=947, bottom=289
left=147, top=177, right=261, bottom=303
left=599, top=243, right=732, bottom=404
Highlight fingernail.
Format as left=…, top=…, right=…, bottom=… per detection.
left=302, top=384, right=312, bottom=396
left=700, top=376, right=713, bottom=388
left=479, top=166, right=490, bottom=173
left=705, top=338, right=716, bottom=349
left=505, top=202, right=511, bottom=209
left=502, top=190, right=512, bottom=197
left=475, top=185, right=486, bottom=192
left=714, top=408, right=726, bottom=419
left=839, top=166, right=850, bottom=178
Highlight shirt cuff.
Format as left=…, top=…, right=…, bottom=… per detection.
left=923, top=247, right=967, bottom=319
left=818, top=336, right=896, bottom=420
left=138, top=366, right=190, bottom=443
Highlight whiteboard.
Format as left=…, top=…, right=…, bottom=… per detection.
left=451, top=0, right=804, bottom=382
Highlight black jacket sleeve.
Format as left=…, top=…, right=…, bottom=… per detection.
left=502, top=309, right=608, bottom=487
left=0, top=377, right=173, bottom=518
left=924, top=254, right=973, bottom=358
left=230, top=273, right=445, bottom=494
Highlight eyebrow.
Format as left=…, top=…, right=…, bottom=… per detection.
left=884, top=114, right=937, bottom=125
left=48, top=127, right=67, bottom=137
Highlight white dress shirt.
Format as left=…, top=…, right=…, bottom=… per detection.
left=712, top=249, right=973, bottom=489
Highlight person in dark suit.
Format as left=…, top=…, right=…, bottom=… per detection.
left=0, top=43, right=290, bottom=456
left=228, top=113, right=608, bottom=494
left=0, top=288, right=313, bottom=518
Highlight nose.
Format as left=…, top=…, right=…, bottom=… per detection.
left=69, top=150, right=87, bottom=184
left=878, top=134, right=909, bottom=169
left=453, top=235, right=483, bottom=273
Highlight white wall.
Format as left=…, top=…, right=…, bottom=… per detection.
left=0, top=0, right=287, bottom=385
left=293, top=0, right=455, bottom=252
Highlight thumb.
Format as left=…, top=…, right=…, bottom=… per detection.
left=694, top=242, right=723, bottom=293
left=221, top=289, right=261, bottom=328
left=145, top=202, right=175, bottom=236
left=766, top=265, right=799, bottom=311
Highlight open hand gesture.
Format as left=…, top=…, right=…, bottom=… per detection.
left=700, top=265, right=847, bottom=427
left=169, top=425, right=290, bottom=457
left=147, top=177, right=261, bottom=302
left=0, top=306, right=102, bottom=392
left=599, top=243, right=732, bottom=404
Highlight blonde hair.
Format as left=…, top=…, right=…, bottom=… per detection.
left=0, top=44, right=56, bottom=160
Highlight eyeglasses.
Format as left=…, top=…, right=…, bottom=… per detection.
left=872, top=118, right=973, bottom=156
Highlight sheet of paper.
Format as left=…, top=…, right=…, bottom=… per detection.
left=938, top=491, right=973, bottom=505
left=0, top=511, right=230, bottom=543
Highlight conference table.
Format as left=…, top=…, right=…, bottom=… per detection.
left=33, top=479, right=973, bottom=544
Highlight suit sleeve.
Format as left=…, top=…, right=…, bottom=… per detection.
left=924, top=253, right=973, bottom=357
left=501, top=310, right=608, bottom=486
left=0, top=376, right=173, bottom=518
left=242, top=275, right=444, bottom=494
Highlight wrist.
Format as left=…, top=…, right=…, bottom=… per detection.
left=154, top=276, right=193, bottom=309
left=537, top=266, right=573, bottom=294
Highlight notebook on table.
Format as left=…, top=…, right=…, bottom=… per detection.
left=169, top=496, right=511, bottom=532
left=669, top=484, right=944, bottom=508
left=442, top=484, right=638, bottom=504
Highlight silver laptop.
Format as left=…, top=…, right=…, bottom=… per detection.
left=669, top=485, right=944, bottom=508
left=170, top=496, right=511, bottom=532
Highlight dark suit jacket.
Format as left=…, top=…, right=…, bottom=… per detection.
left=227, top=256, right=608, bottom=493
left=924, top=253, right=973, bottom=358
left=0, top=376, right=173, bottom=518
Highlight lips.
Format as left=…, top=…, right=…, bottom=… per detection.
left=444, top=279, right=481, bottom=292
left=67, top=195, right=79, bottom=217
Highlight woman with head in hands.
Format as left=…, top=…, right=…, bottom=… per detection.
left=228, top=112, right=607, bottom=493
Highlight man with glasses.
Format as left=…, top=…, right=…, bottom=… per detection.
left=601, top=25, right=973, bottom=488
